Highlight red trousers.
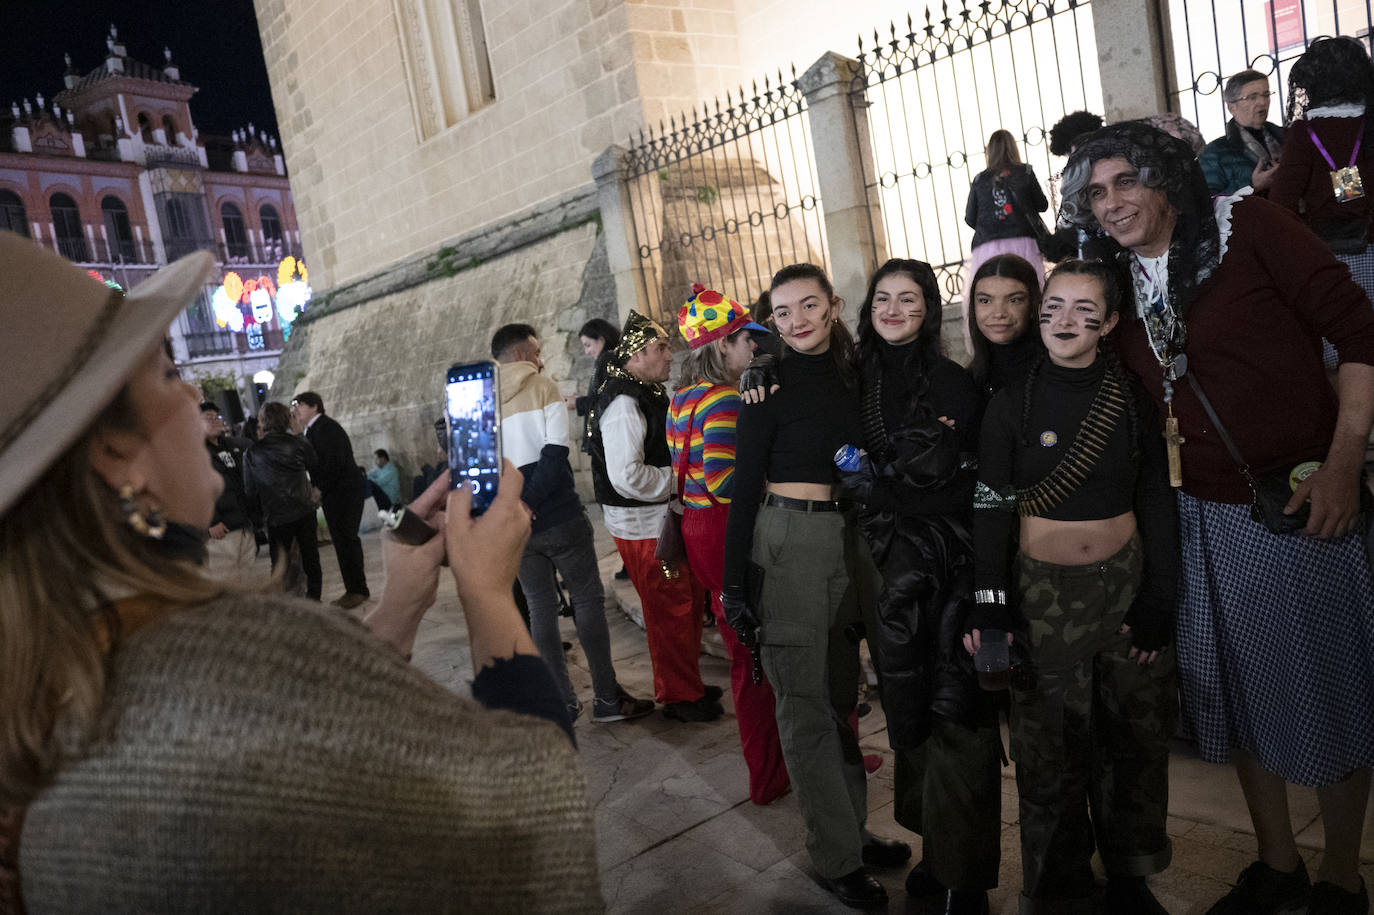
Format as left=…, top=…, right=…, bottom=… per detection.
left=614, top=536, right=706, bottom=705
left=682, top=504, right=791, bottom=806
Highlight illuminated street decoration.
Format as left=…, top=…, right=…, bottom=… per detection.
left=86, top=270, right=123, bottom=291
left=210, top=258, right=310, bottom=337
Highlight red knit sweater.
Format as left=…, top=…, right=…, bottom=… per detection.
left=1116, top=196, right=1374, bottom=503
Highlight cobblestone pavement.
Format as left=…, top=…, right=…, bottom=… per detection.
left=302, top=509, right=1372, bottom=914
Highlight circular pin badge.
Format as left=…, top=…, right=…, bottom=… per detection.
left=1289, top=461, right=1321, bottom=492
left=1039, top=431, right=1058, bottom=447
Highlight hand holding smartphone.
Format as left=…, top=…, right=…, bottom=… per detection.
left=444, top=361, right=503, bottom=515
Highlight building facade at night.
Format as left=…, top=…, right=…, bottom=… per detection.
left=0, top=25, right=307, bottom=420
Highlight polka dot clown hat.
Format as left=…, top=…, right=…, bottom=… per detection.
left=677, top=284, right=769, bottom=350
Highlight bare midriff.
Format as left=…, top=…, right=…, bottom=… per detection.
left=766, top=481, right=837, bottom=502
left=1020, top=511, right=1136, bottom=566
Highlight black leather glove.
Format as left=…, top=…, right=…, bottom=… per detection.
left=963, top=599, right=1014, bottom=640
left=738, top=353, right=778, bottom=396
left=722, top=586, right=758, bottom=644
left=1123, top=598, right=1174, bottom=653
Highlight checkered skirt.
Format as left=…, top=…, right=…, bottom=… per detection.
left=1323, top=244, right=1374, bottom=369
left=1176, top=491, right=1374, bottom=786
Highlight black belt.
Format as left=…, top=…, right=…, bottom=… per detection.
left=763, top=493, right=839, bottom=513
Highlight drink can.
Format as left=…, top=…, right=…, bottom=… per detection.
left=834, top=444, right=862, bottom=472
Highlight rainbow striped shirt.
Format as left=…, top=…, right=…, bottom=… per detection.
left=666, top=381, right=740, bottom=508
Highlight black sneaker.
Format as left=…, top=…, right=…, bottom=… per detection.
left=1207, top=860, right=1311, bottom=915
left=1105, top=875, right=1168, bottom=915
left=702, top=684, right=724, bottom=704
left=663, top=696, right=722, bottom=722
left=1310, top=877, right=1368, bottom=915
left=592, top=689, right=654, bottom=723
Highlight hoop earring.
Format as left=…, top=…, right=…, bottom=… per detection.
left=119, top=484, right=167, bottom=540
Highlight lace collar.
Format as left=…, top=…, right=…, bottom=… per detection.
left=1306, top=102, right=1366, bottom=119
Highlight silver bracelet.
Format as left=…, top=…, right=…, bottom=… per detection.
left=973, top=589, right=1006, bottom=605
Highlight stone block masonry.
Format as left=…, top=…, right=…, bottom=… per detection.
left=273, top=186, right=618, bottom=497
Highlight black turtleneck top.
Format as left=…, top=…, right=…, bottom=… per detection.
left=980, top=333, right=1042, bottom=403
left=974, top=356, right=1178, bottom=620
left=723, top=349, right=860, bottom=592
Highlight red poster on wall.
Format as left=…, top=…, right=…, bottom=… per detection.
left=1265, top=0, right=1305, bottom=52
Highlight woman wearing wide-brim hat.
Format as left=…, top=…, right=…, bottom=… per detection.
left=0, top=232, right=599, bottom=912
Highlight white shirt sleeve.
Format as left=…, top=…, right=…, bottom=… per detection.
left=544, top=398, right=569, bottom=448
left=601, top=395, right=672, bottom=502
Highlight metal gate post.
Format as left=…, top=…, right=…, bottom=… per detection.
left=593, top=144, right=651, bottom=324
left=798, top=52, right=888, bottom=324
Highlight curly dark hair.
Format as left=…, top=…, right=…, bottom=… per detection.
left=1049, top=110, right=1104, bottom=157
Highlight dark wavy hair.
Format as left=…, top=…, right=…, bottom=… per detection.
left=769, top=263, right=856, bottom=384
left=965, top=254, right=1042, bottom=386
left=1287, top=37, right=1374, bottom=166
left=856, top=258, right=942, bottom=366
left=577, top=317, right=620, bottom=350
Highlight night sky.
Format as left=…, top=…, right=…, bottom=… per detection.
left=0, top=0, right=278, bottom=138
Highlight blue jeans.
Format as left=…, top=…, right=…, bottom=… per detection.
left=518, top=512, right=619, bottom=707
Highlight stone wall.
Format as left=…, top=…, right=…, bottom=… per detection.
left=251, top=0, right=747, bottom=294
left=272, top=187, right=616, bottom=498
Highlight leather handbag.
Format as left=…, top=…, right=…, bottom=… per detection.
left=1184, top=373, right=1371, bottom=534
left=653, top=495, right=687, bottom=564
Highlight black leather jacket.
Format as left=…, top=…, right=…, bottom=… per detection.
left=243, top=431, right=320, bottom=527
left=841, top=348, right=987, bottom=749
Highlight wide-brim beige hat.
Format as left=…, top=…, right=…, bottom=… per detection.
left=0, top=230, right=216, bottom=518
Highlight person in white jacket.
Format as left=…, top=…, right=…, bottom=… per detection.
left=492, top=324, right=653, bottom=724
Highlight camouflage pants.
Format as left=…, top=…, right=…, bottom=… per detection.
left=1010, top=534, right=1177, bottom=914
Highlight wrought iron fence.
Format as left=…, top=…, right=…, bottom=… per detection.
left=1167, top=0, right=1373, bottom=143
left=623, top=70, right=829, bottom=328
left=851, top=0, right=1101, bottom=309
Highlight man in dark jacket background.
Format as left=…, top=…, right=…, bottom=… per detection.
left=201, top=402, right=258, bottom=578
left=245, top=401, right=323, bottom=600
left=291, top=390, right=369, bottom=608
left=1199, top=69, right=1285, bottom=196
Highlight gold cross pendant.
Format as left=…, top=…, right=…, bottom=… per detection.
left=1164, top=414, right=1184, bottom=488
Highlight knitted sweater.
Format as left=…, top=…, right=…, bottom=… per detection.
left=667, top=381, right=739, bottom=508
left=19, top=594, right=601, bottom=914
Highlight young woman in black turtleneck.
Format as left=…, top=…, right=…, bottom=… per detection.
left=966, top=253, right=1045, bottom=404
left=720, top=263, right=903, bottom=909
left=967, top=259, right=1179, bottom=914
left=840, top=259, right=998, bottom=915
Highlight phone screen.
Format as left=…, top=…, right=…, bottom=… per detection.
left=444, top=361, right=501, bottom=514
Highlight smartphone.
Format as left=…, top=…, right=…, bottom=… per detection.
left=444, top=361, right=502, bottom=514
